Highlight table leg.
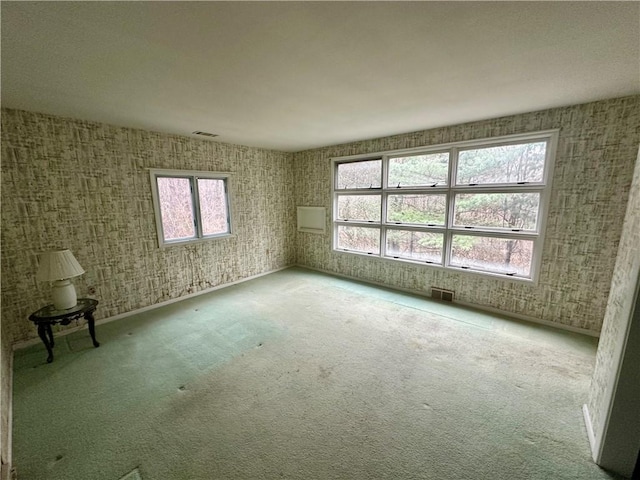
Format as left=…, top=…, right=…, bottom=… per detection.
left=37, top=324, right=54, bottom=363
left=86, top=311, right=100, bottom=348
left=46, top=324, right=55, bottom=348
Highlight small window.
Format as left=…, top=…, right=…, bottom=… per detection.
left=452, top=192, right=540, bottom=231
left=386, top=229, right=444, bottom=263
left=336, top=159, right=382, bottom=190
left=336, top=225, right=380, bottom=254
left=456, top=141, right=546, bottom=185
left=387, top=194, right=447, bottom=226
left=388, top=152, right=449, bottom=188
left=197, top=178, right=229, bottom=236
left=156, top=177, right=197, bottom=241
left=450, top=234, right=534, bottom=277
left=150, top=169, right=232, bottom=247
left=337, top=194, right=381, bottom=222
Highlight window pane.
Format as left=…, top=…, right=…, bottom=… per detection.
left=457, top=141, right=546, bottom=185
left=337, top=160, right=382, bottom=189
left=337, top=225, right=380, bottom=254
left=388, top=152, right=449, bottom=187
left=337, top=195, right=381, bottom=222
left=157, top=177, right=196, bottom=241
left=387, top=194, right=446, bottom=226
left=453, top=193, right=540, bottom=231
left=386, top=230, right=443, bottom=263
left=198, top=178, right=229, bottom=236
left=450, top=235, right=533, bottom=276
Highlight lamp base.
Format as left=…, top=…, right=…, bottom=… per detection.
left=51, top=279, right=77, bottom=310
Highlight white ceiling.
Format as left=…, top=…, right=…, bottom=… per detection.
left=2, top=2, right=639, bottom=152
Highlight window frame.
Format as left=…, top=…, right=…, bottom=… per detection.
left=149, top=168, right=233, bottom=248
left=331, top=130, right=558, bottom=283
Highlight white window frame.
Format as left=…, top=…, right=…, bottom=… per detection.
left=149, top=168, right=233, bottom=248
left=331, top=130, right=558, bottom=283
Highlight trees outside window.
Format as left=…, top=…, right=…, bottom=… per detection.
left=332, top=132, right=557, bottom=281
left=150, top=169, right=231, bottom=247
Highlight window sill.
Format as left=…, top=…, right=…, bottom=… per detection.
left=331, top=248, right=536, bottom=285
left=159, top=233, right=235, bottom=249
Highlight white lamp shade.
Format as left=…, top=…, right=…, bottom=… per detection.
left=36, top=249, right=85, bottom=282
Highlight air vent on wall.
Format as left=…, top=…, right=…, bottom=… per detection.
left=431, top=287, right=454, bottom=302
left=192, top=131, right=219, bottom=138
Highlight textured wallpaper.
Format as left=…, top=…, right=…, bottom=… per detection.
left=587, top=147, right=640, bottom=444
left=293, top=96, right=640, bottom=333
left=2, top=98, right=639, bottom=342
left=1, top=109, right=296, bottom=343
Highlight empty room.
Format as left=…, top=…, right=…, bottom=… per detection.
left=1, top=2, right=639, bottom=479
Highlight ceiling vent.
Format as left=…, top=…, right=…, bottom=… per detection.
left=192, top=131, right=218, bottom=138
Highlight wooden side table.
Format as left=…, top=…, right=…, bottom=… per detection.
left=29, top=298, right=100, bottom=363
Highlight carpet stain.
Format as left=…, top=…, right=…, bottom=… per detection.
left=318, top=365, right=333, bottom=379
left=524, top=431, right=563, bottom=448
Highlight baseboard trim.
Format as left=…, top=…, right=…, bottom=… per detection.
left=0, top=463, right=11, bottom=480
left=9, top=349, right=12, bottom=478
left=15, top=263, right=598, bottom=351
left=1, top=347, right=14, bottom=480
left=583, top=404, right=599, bottom=462
left=455, top=300, right=598, bottom=337
left=13, top=266, right=291, bottom=351
left=295, top=264, right=599, bottom=338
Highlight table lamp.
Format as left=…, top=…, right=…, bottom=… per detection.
left=36, top=249, right=85, bottom=310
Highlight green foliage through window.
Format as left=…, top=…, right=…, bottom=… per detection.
left=332, top=133, right=554, bottom=280
left=388, top=152, right=449, bottom=187
left=387, top=194, right=446, bottom=226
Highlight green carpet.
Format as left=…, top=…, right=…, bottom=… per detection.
left=12, top=267, right=619, bottom=479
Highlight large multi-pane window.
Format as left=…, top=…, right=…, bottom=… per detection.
left=332, top=131, right=557, bottom=281
left=150, top=169, right=232, bottom=247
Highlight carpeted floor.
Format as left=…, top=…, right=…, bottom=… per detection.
left=12, top=267, right=620, bottom=479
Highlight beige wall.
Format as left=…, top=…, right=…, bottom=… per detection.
left=293, top=96, right=640, bottom=333
left=0, top=109, right=296, bottom=344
